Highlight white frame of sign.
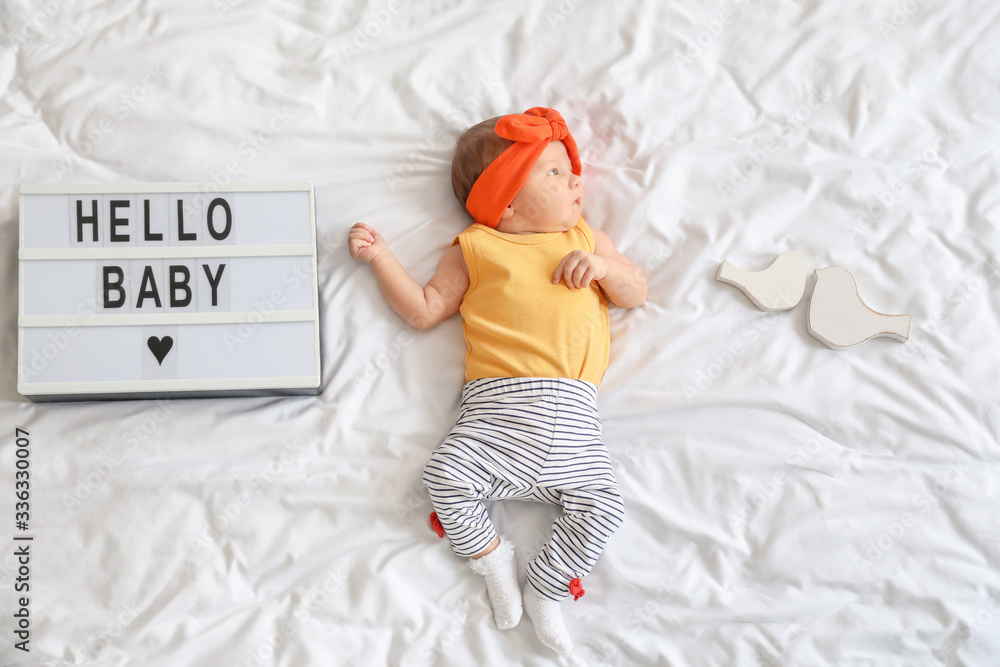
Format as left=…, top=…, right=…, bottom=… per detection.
left=17, top=181, right=322, bottom=401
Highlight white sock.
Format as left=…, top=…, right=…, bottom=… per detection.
left=522, top=583, right=573, bottom=656
left=467, top=539, right=522, bottom=630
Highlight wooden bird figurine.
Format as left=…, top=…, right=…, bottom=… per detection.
left=807, top=266, right=910, bottom=349
left=716, top=252, right=809, bottom=311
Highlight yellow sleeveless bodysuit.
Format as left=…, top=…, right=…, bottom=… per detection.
left=453, top=218, right=610, bottom=385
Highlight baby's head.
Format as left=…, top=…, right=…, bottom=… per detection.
left=451, top=116, right=512, bottom=209
left=452, top=107, right=583, bottom=233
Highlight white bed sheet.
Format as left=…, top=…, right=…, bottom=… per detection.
left=1, top=0, right=999, bottom=665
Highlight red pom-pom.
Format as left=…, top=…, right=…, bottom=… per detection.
left=569, top=578, right=585, bottom=601
left=429, top=512, right=445, bottom=538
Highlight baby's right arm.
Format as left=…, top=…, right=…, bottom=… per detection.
left=349, top=222, right=469, bottom=330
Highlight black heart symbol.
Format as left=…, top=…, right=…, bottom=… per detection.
left=147, top=336, right=174, bottom=365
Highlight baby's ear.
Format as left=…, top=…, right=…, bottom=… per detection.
left=501, top=206, right=514, bottom=220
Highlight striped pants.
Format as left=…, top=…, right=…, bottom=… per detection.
left=422, top=377, right=625, bottom=601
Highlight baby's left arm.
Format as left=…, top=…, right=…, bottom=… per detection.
left=552, top=228, right=647, bottom=308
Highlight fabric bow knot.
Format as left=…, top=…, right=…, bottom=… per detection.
left=496, top=109, right=572, bottom=145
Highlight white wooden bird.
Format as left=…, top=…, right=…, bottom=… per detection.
left=807, top=266, right=910, bottom=349
left=716, top=252, right=809, bottom=311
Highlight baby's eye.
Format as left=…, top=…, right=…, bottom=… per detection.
left=548, top=168, right=559, bottom=176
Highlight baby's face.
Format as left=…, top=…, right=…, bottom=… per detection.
left=499, top=141, right=583, bottom=234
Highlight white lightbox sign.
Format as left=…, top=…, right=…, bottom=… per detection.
left=17, top=182, right=322, bottom=401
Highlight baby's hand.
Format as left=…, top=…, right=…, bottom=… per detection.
left=552, top=250, right=609, bottom=290
left=349, top=222, right=389, bottom=264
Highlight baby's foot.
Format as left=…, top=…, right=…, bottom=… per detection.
left=467, top=539, right=522, bottom=629
left=522, top=583, right=572, bottom=656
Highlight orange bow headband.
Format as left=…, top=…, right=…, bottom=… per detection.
left=465, top=107, right=582, bottom=228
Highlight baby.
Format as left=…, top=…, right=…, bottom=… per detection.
left=349, top=107, right=646, bottom=656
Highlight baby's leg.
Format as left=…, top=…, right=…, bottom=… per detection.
left=526, top=486, right=625, bottom=600
left=422, top=445, right=522, bottom=629
left=422, top=445, right=497, bottom=558
left=524, top=485, right=624, bottom=655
